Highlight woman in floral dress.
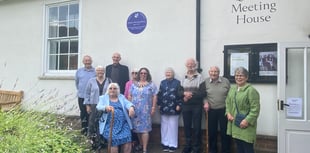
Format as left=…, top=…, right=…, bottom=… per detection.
left=128, top=67, right=158, bottom=153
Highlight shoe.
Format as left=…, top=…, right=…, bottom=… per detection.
left=134, top=144, right=142, bottom=152
left=142, top=151, right=148, bottom=153
left=162, top=145, right=169, bottom=152
left=169, top=147, right=177, bottom=152
left=182, top=147, right=191, bottom=153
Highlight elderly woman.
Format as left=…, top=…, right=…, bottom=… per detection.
left=84, top=65, right=112, bottom=138
left=157, top=67, right=183, bottom=152
left=128, top=67, right=158, bottom=153
left=225, top=67, right=260, bottom=153
left=96, top=83, right=135, bottom=153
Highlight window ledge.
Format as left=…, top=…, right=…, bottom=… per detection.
left=38, top=76, right=75, bottom=80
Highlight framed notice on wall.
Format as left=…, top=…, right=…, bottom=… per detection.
left=223, top=43, right=277, bottom=83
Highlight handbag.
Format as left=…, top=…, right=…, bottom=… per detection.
left=234, top=91, right=248, bottom=128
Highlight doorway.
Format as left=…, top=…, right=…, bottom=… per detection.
left=277, top=43, right=310, bottom=153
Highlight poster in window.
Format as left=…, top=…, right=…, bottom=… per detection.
left=259, top=51, right=277, bottom=76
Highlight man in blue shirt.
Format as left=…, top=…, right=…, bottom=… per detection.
left=75, top=55, right=96, bottom=135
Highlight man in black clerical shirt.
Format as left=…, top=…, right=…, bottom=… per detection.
left=105, top=52, right=129, bottom=94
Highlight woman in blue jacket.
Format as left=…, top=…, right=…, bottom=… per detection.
left=96, top=83, right=135, bottom=153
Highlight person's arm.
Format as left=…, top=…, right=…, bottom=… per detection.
left=245, top=87, right=260, bottom=125
left=75, top=70, right=79, bottom=90
left=192, top=81, right=207, bottom=99
left=151, top=95, right=157, bottom=115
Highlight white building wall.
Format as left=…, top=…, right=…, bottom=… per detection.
left=0, top=0, right=309, bottom=136
left=201, top=0, right=310, bottom=136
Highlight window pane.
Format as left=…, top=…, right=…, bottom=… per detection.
left=69, top=4, right=79, bottom=20
left=59, top=55, right=68, bottom=70
left=70, top=40, right=78, bottom=53
left=49, top=40, right=59, bottom=54
left=69, top=20, right=78, bottom=36
left=49, top=55, right=58, bottom=70
left=69, top=54, right=78, bottom=70
left=49, top=22, right=58, bottom=38
left=59, top=5, right=68, bottom=21
left=59, top=21, right=68, bottom=37
left=49, top=7, right=58, bottom=22
left=60, top=40, right=69, bottom=54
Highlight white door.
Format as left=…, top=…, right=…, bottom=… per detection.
left=278, top=43, right=310, bottom=153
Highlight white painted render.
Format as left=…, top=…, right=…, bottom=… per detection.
left=0, top=0, right=309, bottom=136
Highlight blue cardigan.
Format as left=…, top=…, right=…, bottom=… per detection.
left=96, top=94, right=134, bottom=135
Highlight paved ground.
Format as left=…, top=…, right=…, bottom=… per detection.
left=99, top=143, right=184, bottom=153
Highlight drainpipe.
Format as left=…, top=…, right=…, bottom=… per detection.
left=196, top=0, right=202, bottom=73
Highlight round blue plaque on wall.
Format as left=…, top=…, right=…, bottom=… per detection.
left=127, top=11, right=147, bottom=34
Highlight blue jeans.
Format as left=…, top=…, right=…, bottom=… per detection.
left=208, top=108, right=231, bottom=153
left=182, top=106, right=203, bottom=152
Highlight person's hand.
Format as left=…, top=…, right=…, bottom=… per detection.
left=226, top=113, right=234, bottom=121
left=151, top=106, right=156, bottom=116
left=184, top=91, right=193, bottom=99
left=105, top=106, right=114, bottom=112
left=176, top=105, right=181, bottom=111
left=240, top=119, right=249, bottom=129
left=86, top=105, right=91, bottom=114
left=203, top=101, right=210, bottom=112
left=128, top=107, right=135, bottom=117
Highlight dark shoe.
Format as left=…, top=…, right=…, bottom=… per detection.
left=134, top=144, right=142, bottom=152
left=169, top=147, right=177, bottom=152
left=162, top=145, right=169, bottom=152
left=191, top=148, right=201, bottom=153
left=182, top=147, right=191, bottom=153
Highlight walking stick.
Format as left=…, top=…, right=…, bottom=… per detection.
left=108, top=108, right=115, bottom=153
left=205, top=111, right=209, bottom=153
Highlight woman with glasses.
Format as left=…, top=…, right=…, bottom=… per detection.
left=124, top=68, right=139, bottom=99
left=96, top=83, right=135, bottom=153
left=128, top=67, right=158, bottom=153
left=225, top=67, right=260, bottom=153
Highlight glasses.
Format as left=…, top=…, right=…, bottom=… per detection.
left=131, top=72, right=138, bottom=74
left=109, top=87, right=118, bottom=90
left=140, top=72, right=148, bottom=75
left=235, top=75, right=245, bottom=78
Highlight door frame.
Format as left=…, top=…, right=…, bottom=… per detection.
left=277, top=42, right=310, bottom=153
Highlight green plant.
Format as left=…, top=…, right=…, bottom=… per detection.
left=0, top=109, right=89, bottom=153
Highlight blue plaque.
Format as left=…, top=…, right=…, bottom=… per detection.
left=127, top=11, right=147, bottom=34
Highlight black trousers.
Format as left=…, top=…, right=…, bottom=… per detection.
left=78, top=97, right=89, bottom=133
left=208, top=108, right=231, bottom=153
left=182, top=106, right=203, bottom=152
left=235, top=139, right=254, bottom=153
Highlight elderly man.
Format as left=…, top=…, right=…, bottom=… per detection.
left=75, top=55, right=96, bottom=135
left=105, top=52, right=129, bottom=94
left=181, top=58, right=207, bottom=153
left=204, top=66, right=231, bottom=153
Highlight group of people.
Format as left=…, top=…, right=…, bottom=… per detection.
left=75, top=53, right=260, bottom=153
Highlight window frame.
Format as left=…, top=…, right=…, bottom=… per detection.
left=43, top=1, right=80, bottom=76
left=223, top=43, right=278, bottom=83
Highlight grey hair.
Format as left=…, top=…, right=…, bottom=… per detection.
left=95, top=65, right=104, bottom=70
left=165, top=67, right=175, bottom=78
left=234, top=67, right=249, bottom=78
left=185, top=58, right=198, bottom=69
left=106, top=83, right=120, bottom=95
